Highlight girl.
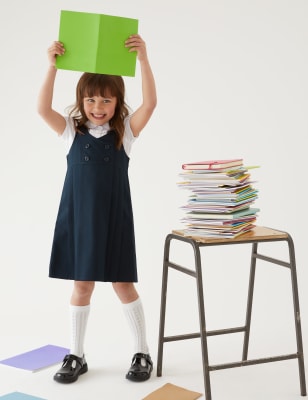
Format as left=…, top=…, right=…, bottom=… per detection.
left=37, top=35, right=157, bottom=384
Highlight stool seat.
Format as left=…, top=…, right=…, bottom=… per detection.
left=172, top=226, right=288, bottom=243
left=157, top=226, right=306, bottom=399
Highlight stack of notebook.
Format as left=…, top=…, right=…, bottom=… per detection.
left=177, top=159, right=259, bottom=238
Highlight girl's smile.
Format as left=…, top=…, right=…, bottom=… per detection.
left=83, top=95, right=117, bottom=125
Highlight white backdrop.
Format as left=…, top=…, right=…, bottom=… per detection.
left=0, top=1, right=307, bottom=399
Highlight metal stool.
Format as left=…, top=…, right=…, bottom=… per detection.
left=157, top=226, right=306, bottom=399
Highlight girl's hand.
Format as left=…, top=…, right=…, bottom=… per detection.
left=125, top=34, right=147, bottom=62
left=47, top=41, right=65, bottom=67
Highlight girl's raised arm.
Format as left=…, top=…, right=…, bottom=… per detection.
left=125, top=35, right=157, bottom=137
left=37, top=41, right=67, bottom=135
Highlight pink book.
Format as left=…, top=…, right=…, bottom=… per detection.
left=182, top=159, right=243, bottom=170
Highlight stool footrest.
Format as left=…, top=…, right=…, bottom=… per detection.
left=163, top=326, right=247, bottom=342
left=167, top=261, right=196, bottom=277
left=209, top=353, right=299, bottom=371
left=254, top=252, right=291, bottom=268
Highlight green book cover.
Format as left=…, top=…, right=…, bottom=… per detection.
left=56, top=10, right=138, bottom=77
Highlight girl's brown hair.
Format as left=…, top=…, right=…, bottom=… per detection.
left=69, top=73, right=130, bottom=149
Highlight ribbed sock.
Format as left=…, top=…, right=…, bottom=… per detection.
left=69, top=304, right=90, bottom=358
left=122, top=297, right=149, bottom=354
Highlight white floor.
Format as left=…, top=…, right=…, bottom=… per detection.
left=0, top=342, right=305, bottom=400
left=0, top=308, right=306, bottom=400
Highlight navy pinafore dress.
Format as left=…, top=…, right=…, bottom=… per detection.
left=49, top=127, right=138, bottom=282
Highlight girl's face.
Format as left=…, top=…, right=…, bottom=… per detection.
left=83, top=93, right=117, bottom=126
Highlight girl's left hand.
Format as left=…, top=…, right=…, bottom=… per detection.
left=125, top=34, right=147, bottom=61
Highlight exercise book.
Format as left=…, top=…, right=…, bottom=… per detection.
left=143, top=383, right=202, bottom=400
left=0, top=344, right=69, bottom=372
left=56, top=10, right=138, bottom=76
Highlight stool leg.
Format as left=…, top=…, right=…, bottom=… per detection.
left=192, top=242, right=212, bottom=400
left=287, top=235, right=307, bottom=396
left=242, top=242, right=258, bottom=361
left=157, top=234, right=172, bottom=377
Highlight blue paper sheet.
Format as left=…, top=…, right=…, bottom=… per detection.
left=0, top=392, right=46, bottom=399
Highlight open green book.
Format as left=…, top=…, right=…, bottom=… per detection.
left=56, top=10, right=138, bottom=77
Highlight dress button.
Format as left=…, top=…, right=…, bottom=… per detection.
left=85, top=143, right=90, bottom=149
left=84, top=156, right=89, bottom=161
left=104, top=157, right=109, bottom=162
left=104, top=144, right=110, bottom=149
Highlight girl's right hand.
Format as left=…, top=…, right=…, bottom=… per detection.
left=47, top=41, right=65, bottom=67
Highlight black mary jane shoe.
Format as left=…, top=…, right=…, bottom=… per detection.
left=126, top=353, right=153, bottom=382
left=54, top=354, right=88, bottom=384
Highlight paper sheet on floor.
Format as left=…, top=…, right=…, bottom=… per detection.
left=0, top=392, right=46, bottom=399
left=0, top=344, right=69, bottom=372
left=142, top=383, right=202, bottom=400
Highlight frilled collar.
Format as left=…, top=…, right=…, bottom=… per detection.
left=85, top=121, right=110, bottom=133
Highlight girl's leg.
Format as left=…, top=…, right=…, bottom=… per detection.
left=69, top=281, right=95, bottom=357
left=112, top=282, right=153, bottom=381
left=54, top=281, right=95, bottom=384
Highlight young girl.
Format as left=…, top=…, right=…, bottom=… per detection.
left=37, top=35, right=157, bottom=384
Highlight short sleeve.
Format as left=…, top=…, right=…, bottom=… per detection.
left=123, top=115, right=137, bottom=157
left=61, top=117, right=76, bottom=154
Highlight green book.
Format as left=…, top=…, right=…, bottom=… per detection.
left=56, top=10, right=138, bottom=77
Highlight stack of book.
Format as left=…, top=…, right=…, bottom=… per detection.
left=177, top=159, right=259, bottom=238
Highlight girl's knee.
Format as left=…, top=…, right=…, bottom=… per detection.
left=112, top=282, right=138, bottom=303
left=74, top=281, right=95, bottom=297
left=112, top=282, right=134, bottom=292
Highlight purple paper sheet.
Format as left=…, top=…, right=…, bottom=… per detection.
left=0, top=344, right=69, bottom=371
left=0, top=392, right=46, bottom=400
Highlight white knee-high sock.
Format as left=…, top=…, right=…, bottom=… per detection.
left=69, top=304, right=90, bottom=358
left=123, top=297, right=149, bottom=354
